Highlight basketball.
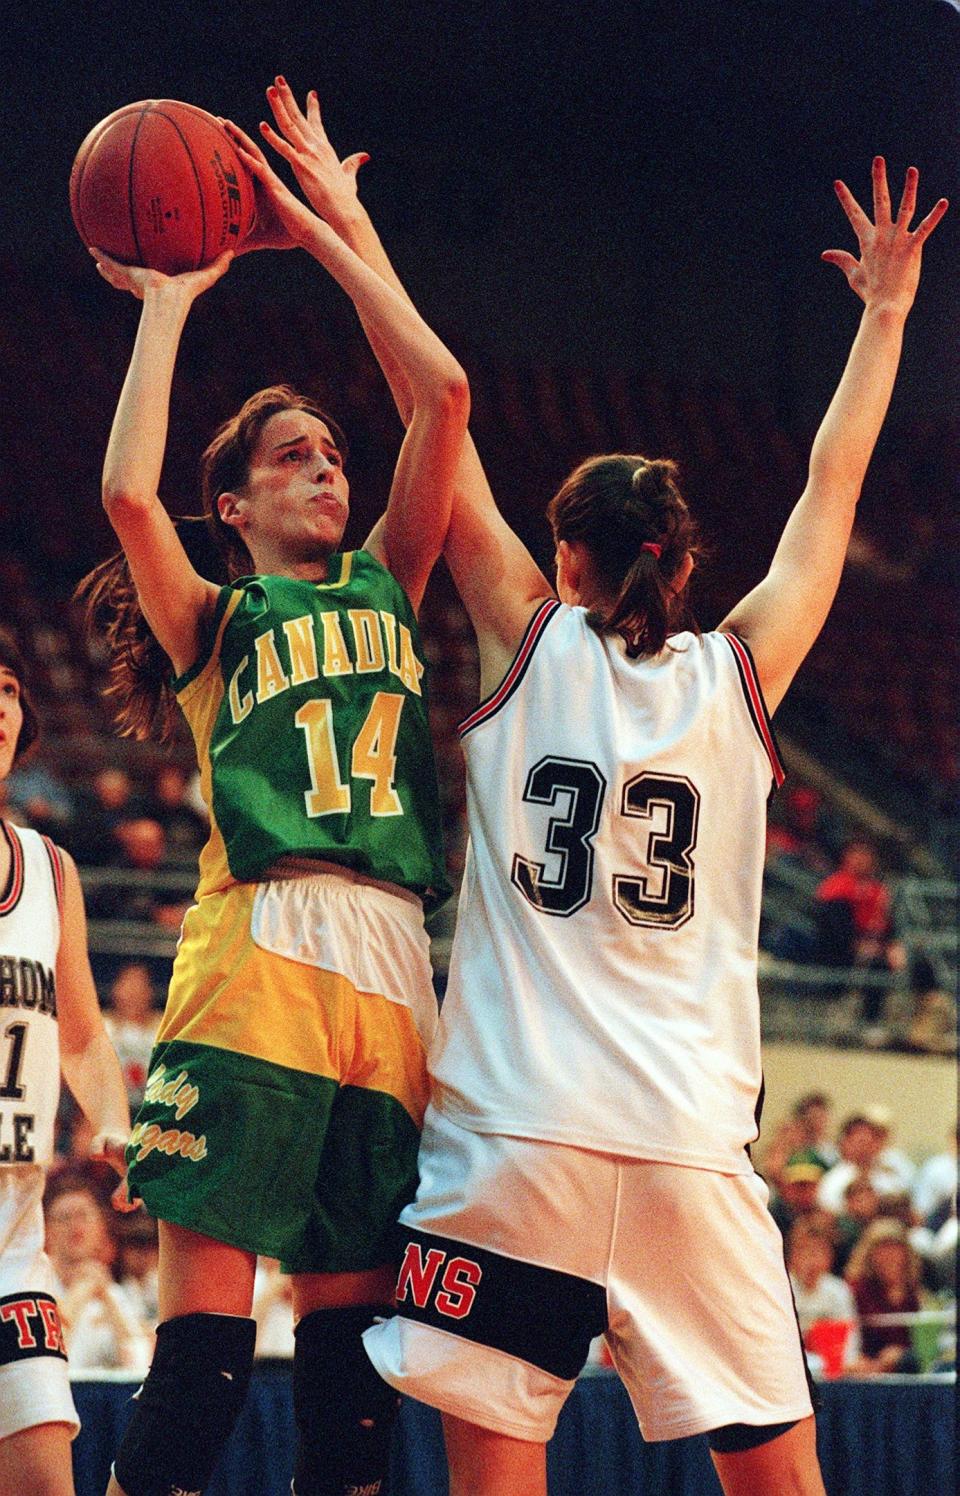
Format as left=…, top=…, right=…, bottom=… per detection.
left=69, top=100, right=257, bottom=274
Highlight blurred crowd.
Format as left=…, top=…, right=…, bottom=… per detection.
left=762, top=783, right=956, bottom=1053
left=765, top=1093, right=956, bottom=1377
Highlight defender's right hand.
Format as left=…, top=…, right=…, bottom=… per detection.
left=260, top=76, right=370, bottom=228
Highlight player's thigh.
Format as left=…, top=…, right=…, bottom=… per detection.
left=157, top=1219, right=256, bottom=1319
left=442, top=1413, right=547, bottom=1496
left=0, top=1421, right=75, bottom=1496
left=606, top=1163, right=812, bottom=1442
left=291, top=1265, right=396, bottom=1320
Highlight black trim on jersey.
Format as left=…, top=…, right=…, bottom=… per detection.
left=458, top=600, right=562, bottom=738
left=722, top=632, right=786, bottom=787
left=394, top=1226, right=607, bottom=1380
left=0, top=823, right=24, bottom=918
left=0, top=1292, right=67, bottom=1365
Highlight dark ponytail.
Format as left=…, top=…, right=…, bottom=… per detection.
left=547, top=453, right=702, bottom=657
left=74, top=518, right=228, bottom=744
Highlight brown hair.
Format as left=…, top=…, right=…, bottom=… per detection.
left=844, top=1219, right=922, bottom=1293
left=0, top=628, right=40, bottom=765
left=546, top=454, right=702, bottom=657
left=75, top=387, right=346, bottom=743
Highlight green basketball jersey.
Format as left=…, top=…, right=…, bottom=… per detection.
left=173, top=551, right=451, bottom=909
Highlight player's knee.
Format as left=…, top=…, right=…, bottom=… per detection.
left=112, top=1311, right=256, bottom=1496
left=292, top=1303, right=399, bottom=1496
left=707, top=1418, right=799, bottom=1454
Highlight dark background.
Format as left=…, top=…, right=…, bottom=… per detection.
left=2, top=0, right=958, bottom=574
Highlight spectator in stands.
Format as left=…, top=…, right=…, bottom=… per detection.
left=911, top=1124, right=958, bottom=1224
left=114, top=1214, right=160, bottom=1331
left=769, top=1161, right=828, bottom=1239
left=902, top=952, right=957, bottom=1055
left=833, top=1174, right=881, bottom=1274
left=863, top=1103, right=916, bottom=1196
left=104, top=961, right=161, bottom=1110
left=817, top=1112, right=913, bottom=1214
left=765, top=783, right=832, bottom=874
left=85, top=817, right=191, bottom=929
left=69, top=765, right=140, bottom=866
left=144, top=763, right=208, bottom=863
left=3, top=758, right=75, bottom=837
left=44, top=1180, right=152, bottom=1373
left=812, top=839, right=905, bottom=1035
left=786, top=1220, right=860, bottom=1371
left=761, top=1092, right=837, bottom=1196
left=845, top=1219, right=924, bottom=1372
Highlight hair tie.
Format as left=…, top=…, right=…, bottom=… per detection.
left=641, top=541, right=662, bottom=559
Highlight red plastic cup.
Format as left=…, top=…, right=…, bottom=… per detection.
left=805, top=1319, right=854, bottom=1378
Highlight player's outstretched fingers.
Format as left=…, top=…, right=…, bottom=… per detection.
left=305, top=88, right=327, bottom=133
left=912, top=195, right=949, bottom=247
left=871, top=155, right=891, bottom=224
left=268, top=76, right=307, bottom=140
left=221, top=117, right=271, bottom=171
left=833, top=179, right=872, bottom=241
left=896, top=165, right=919, bottom=227
left=820, top=249, right=859, bottom=279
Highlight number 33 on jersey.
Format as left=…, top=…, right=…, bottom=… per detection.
left=431, top=604, right=785, bottom=1175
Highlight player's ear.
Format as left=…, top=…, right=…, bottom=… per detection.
left=217, top=491, right=247, bottom=532
left=556, top=539, right=585, bottom=605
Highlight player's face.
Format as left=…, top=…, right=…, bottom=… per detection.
left=0, top=668, right=24, bottom=781
left=232, top=410, right=350, bottom=565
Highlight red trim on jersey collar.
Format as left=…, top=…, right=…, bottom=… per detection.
left=0, top=822, right=25, bottom=916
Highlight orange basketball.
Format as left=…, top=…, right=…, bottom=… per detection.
left=69, top=100, right=256, bottom=274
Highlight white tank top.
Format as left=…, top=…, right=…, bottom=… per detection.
left=0, top=824, right=64, bottom=1170
left=431, top=605, right=784, bottom=1174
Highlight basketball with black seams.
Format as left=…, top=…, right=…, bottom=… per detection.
left=69, top=100, right=256, bottom=273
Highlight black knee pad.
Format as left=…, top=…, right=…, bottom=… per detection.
left=707, top=1418, right=799, bottom=1454
left=113, top=1311, right=256, bottom=1496
left=292, top=1304, right=400, bottom=1496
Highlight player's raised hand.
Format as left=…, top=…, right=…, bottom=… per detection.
left=259, top=76, right=370, bottom=228
left=822, top=157, right=948, bottom=318
left=220, top=116, right=318, bottom=251
left=89, top=247, right=234, bottom=301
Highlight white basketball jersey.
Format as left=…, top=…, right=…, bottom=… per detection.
left=0, top=825, right=63, bottom=1170
left=431, top=604, right=785, bottom=1174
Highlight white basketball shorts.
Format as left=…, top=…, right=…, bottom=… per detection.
left=0, top=1168, right=78, bottom=1442
left=364, top=1105, right=813, bottom=1443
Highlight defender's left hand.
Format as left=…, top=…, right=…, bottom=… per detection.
left=822, top=158, right=948, bottom=318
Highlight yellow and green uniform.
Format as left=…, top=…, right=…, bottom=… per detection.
left=126, top=552, right=448, bottom=1272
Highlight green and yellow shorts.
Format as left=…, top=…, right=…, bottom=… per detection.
left=126, top=869, right=438, bottom=1275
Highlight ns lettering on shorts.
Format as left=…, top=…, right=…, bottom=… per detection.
left=395, top=1229, right=606, bottom=1380
left=0, top=1292, right=67, bottom=1365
